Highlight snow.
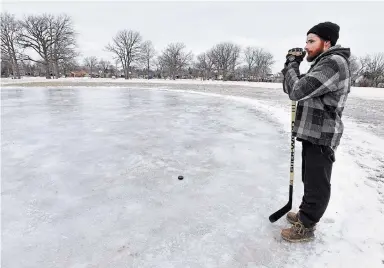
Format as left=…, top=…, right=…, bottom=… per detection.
left=1, top=80, right=384, bottom=267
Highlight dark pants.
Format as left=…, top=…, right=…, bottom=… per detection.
left=298, top=140, right=336, bottom=227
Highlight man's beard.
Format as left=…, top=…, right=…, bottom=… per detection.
left=306, top=48, right=324, bottom=62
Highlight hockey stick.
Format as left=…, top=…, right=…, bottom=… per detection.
left=269, top=100, right=296, bottom=223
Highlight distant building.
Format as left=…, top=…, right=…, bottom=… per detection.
left=70, top=70, right=87, bottom=77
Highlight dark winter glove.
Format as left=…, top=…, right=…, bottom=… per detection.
left=285, top=48, right=306, bottom=66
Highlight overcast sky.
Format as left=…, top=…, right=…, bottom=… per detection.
left=3, top=1, right=384, bottom=73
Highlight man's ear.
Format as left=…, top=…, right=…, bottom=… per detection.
left=324, top=40, right=332, bottom=49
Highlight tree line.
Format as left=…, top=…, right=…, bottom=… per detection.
left=1, top=12, right=384, bottom=87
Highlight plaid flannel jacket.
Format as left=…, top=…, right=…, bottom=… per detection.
left=282, top=45, right=351, bottom=149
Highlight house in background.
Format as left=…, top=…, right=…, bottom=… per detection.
left=69, top=70, right=88, bottom=77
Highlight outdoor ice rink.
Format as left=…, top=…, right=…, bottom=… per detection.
left=2, top=80, right=384, bottom=267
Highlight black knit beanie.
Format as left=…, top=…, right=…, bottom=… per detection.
left=307, top=22, right=340, bottom=46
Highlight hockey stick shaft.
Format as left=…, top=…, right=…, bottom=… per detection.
left=269, top=100, right=296, bottom=223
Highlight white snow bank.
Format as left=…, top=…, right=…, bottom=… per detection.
left=350, top=86, right=384, bottom=100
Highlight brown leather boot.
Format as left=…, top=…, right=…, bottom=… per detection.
left=281, top=220, right=315, bottom=242
left=286, top=211, right=299, bottom=224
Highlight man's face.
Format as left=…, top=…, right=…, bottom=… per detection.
left=305, top=33, right=330, bottom=62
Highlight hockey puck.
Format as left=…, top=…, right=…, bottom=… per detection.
left=178, top=175, right=184, bottom=180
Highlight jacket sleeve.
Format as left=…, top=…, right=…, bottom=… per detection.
left=282, top=57, right=340, bottom=101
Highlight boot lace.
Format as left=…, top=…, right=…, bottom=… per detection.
left=293, top=222, right=306, bottom=235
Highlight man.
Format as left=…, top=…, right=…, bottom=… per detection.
left=280, top=22, right=351, bottom=242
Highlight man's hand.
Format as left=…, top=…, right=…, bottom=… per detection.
left=285, top=48, right=306, bottom=65
left=282, top=48, right=305, bottom=93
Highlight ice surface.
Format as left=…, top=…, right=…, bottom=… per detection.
left=1, top=85, right=383, bottom=267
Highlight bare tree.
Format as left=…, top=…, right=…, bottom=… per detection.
left=98, top=59, right=110, bottom=78
left=114, top=59, right=120, bottom=77
left=21, top=60, right=34, bottom=76
left=158, top=42, right=192, bottom=80
left=84, top=56, right=98, bottom=77
left=154, top=56, right=165, bottom=79
left=242, top=47, right=274, bottom=81
left=22, top=61, right=46, bottom=77
left=105, top=29, right=142, bottom=79
left=1, top=12, right=22, bottom=78
left=140, top=40, right=156, bottom=79
left=361, top=53, right=384, bottom=87
left=108, top=64, right=117, bottom=77
left=253, top=48, right=274, bottom=81
left=349, top=55, right=364, bottom=85
left=209, top=42, right=241, bottom=81
left=18, top=14, right=58, bottom=79
left=48, top=14, right=78, bottom=78
left=243, top=46, right=256, bottom=80
left=195, top=52, right=214, bottom=80
left=1, top=57, right=13, bottom=77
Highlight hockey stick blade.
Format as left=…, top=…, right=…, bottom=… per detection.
left=268, top=200, right=292, bottom=223
left=269, top=185, right=293, bottom=223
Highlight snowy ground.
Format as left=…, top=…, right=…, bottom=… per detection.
left=1, top=78, right=384, bottom=267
